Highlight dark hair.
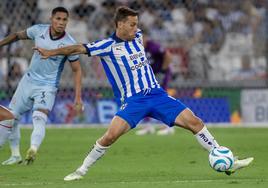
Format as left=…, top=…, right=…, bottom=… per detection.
left=52, top=7, right=69, bottom=16
left=114, top=6, right=138, bottom=27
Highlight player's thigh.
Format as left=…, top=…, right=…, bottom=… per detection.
left=0, top=105, right=14, bottom=120
left=115, top=98, right=149, bottom=129
left=8, top=77, right=34, bottom=117
left=150, top=96, right=187, bottom=127
left=32, top=85, right=57, bottom=112
left=174, top=108, right=203, bottom=131
left=98, top=116, right=131, bottom=146
left=107, top=116, right=131, bottom=137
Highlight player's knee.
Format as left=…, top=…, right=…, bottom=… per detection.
left=0, top=106, right=15, bottom=120
left=187, top=115, right=204, bottom=134
left=32, top=111, right=48, bottom=122
left=102, top=132, right=118, bottom=146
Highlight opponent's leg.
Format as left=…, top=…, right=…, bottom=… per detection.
left=25, top=110, right=48, bottom=165
left=0, top=106, right=22, bottom=165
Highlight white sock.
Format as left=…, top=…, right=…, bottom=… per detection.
left=31, top=111, right=47, bottom=150
left=8, top=120, right=21, bottom=156
left=77, top=141, right=109, bottom=175
left=195, top=126, right=219, bottom=152
left=0, top=119, right=13, bottom=148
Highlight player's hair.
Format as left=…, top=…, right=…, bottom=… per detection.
left=114, top=6, right=138, bottom=27
left=52, top=7, right=69, bottom=17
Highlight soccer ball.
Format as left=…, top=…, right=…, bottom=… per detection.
left=209, top=146, right=234, bottom=172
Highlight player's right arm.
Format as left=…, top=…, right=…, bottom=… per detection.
left=0, top=30, right=28, bottom=48
left=33, top=44, right=87, bottom=59
left=35, top=39, right=113, bottom=59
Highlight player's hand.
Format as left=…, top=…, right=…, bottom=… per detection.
left=33, top=47, right=51, bottom=59
left=74, top=98, right=84, bottom=114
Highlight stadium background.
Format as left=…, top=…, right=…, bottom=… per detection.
left=0, top=0, right=267, bottom=126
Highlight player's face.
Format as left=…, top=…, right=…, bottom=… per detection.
left=50, top=12, right=68, bottom=34
left=119, top=16, right=138, bottom=40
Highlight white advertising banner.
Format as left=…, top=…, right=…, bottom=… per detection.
left=241, top=89, right=268, bottom=123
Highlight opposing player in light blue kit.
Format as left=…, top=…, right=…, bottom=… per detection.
left=0, top=7, right=83, bottom=165
left=35, top=6, right=253, bottom=180
left=0, top=105, right=15, bottom=149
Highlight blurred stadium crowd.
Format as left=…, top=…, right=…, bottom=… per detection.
left=0, top=0, right=267, bottom=92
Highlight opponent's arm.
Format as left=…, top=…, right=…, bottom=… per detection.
left=0, top=30, right=28, bottom=47
left=70, top=60, right=83, bottom=112
left=33, top=44, right=87, bottom=59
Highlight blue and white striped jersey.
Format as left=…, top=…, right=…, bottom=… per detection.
left=26, top=24, right=79, bottom=87
left=83, top=30, right=160, bottom=103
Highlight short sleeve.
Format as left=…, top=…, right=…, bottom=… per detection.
left=83, top=39, right=113, bottom=57
left=26, top=25, right=40, bottom=40
left=68, top=54, right=79, bottom=62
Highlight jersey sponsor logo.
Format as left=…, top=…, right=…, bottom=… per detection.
left=129, top=52, right=144, bottom=61
left=130, top=59, right=150, bottom=71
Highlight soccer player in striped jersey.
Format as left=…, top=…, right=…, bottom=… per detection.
left=135, top=30, right=175, bottom=136
left=34, top=6, right=253, bottom=180
left=0, top=7, right=83, bottom=165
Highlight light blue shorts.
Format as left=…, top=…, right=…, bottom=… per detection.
left=9, top=74, right=57, bottom=118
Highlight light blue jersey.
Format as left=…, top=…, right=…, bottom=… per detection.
left=27, top=24, right=79, bottom=87
left=9, top=24, right=79, bottom=117
left=83, top=30, right=160, bottom=103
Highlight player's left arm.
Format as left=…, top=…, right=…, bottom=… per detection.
left=162, top=50, right=172, bottom=71
left=69, top=60, right=84, bottom=112
left=33, top=44, right=87, bottom=59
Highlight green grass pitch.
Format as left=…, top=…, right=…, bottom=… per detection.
left=0, top=127, right=267, bottom=188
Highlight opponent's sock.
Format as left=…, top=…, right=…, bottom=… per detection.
left=77, top=141, right=109, bottom=175
left=195, top=126, right=219, bottom=152
left=0, top=119, right=13, bottom=148
left=9, top=120, right=21, bottom=157
left=31, top=111, right=47, bottom=150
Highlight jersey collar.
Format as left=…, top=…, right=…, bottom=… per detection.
left=111, top=32, right=125, bottom=43
left=49, top=26, right=66, bottom=41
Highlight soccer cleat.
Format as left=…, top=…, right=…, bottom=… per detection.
left=156, top=127, right=175, bottom=135
left=135, top=127, right=155, bottom=135
left=64, top=170, right=84, bottom=181
left=24, top=148, right=37, bottom=165
left=225, top=157, right=254, bottom=175
left=1, top=156, right=22, bottom=165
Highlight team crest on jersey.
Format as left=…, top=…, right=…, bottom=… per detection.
left=58, top=43, right=65, bottom=48
left=120, top=103, right=128, bottom=110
